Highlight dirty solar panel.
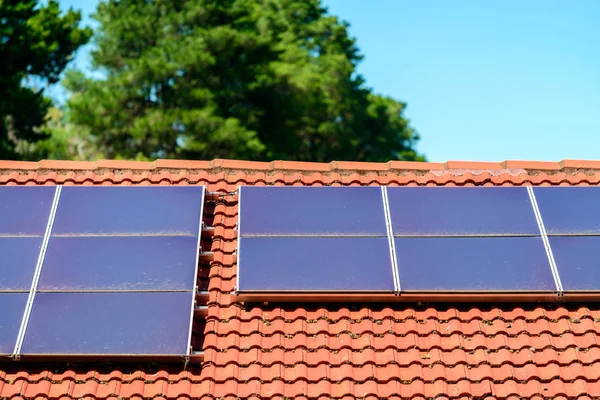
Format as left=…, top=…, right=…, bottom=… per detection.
left=0, top=238, right=42, bottom=291
left=394, top=237, right=555, bottom=292
left=0, top=293, right=28, bottom=355
left=387, top=187, right=539, bottom=236
left=238, top=237, right=395, bottom=292
left=534, top=187, right=600, bottom=235
left=38, top=236, right=198, bottom=291
left=0, top=186, right=55, bottom=235
left=239, top=186, right=387, bottom=237
left=52, top=186, right=205, bottom=235
left=21, top=292, right=193, bottom=355
left=550, top=237, right=600, bottom=292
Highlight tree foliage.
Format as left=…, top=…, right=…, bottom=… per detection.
left=65, top=0, right=424, bottom=162
left=15, top=107, right=97, bottom=160
left=0, top=0, right=91, bottom=159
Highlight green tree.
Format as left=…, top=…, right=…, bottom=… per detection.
left=0, top=0, right=91, bottom=159
left=65, top=0, right=424, bottom=162
left=15, top=107, right=97, bottom=160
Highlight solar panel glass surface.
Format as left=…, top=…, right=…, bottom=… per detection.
left=0, top=238, right=42, bottom=291
left=52, top=186, right=204, bottom=235
left=238, top=237, right=395, bottom=291
left=38, top=236, right=198, bottom=291
left=21, top=292, right=193, bottom=355
left=534, top=187, right=600, bottom=235
left=0, top=293, right=27, bottom=354
left=239, top=186, right=387, bottom=237
left=395, top=237, right=555, bottom=292
left=0, top=186, right=54, bottom=235
left=387, top=187, right=539, bottom=236
left=550, top=236, right=600, bottom=292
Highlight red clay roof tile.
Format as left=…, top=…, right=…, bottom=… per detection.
left=2, top=158, right=600, bottom=399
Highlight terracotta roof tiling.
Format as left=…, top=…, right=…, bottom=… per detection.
left=2, top=158, right=600, bottom=399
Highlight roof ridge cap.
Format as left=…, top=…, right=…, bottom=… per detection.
left=0, top=158, right=600, bottom=173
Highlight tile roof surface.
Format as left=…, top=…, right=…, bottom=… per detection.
left=2, top=158, right=600, bottom=400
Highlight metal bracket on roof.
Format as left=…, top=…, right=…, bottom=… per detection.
left=194, top=305, right=209, bottom=317
left=189, top=350, right=204, bottom=364
left=201, top=222, right=215, bottom=237
left=205, top=189, right=238, bottom=202
left=198, top=251, right=214, bottom=263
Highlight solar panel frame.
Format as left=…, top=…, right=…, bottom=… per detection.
left=185, top=185, right=205, bottom=358
left=236, top=184, right=243, bottom=292
left=381, top=187, right=400, bottom=292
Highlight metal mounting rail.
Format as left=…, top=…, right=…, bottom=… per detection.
left=205, top=190, right=238, bottom=202
left=527, top=186, right=563, bottom=294
left=201, top=225, right=215, bottom=237
left=198, top=251, right=214, bottom=263
left=381, top=187, right=401, bottom=293
left=189, top=351, right=204, bottom=363
left=194, top=306, right=209, bottom=317
left=12, top=186, right=62, bottom=358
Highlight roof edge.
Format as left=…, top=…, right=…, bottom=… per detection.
left=1, top=159, right=600, bottom=174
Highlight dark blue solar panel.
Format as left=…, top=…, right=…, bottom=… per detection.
left=0, top=238, right=42, bottom=291
left=0, top=293, right=27, bottom=355
left=0, top=186, right=55, bottom=235
left=550, top=237, right=600, bottom=292
left=238, top=237, right=394, bottom=291
left=534, top=187, right=600, bottom=235
left=21, top=292, right=193, bottom=355
left=387, top=187, right=539, bottom=236
left=239, top=186, right=387, bottom=236
left=52, top=186, right=204, bottom=235
left=395, top=237, right=555, bottom=292
left=38, top=236, right=198, bottom=291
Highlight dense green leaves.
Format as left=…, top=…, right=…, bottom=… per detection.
left=0, top=0, right=91, bottom=159
left=62, top=0, right=424, bottom=162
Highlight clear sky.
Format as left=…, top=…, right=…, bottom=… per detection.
left=58, top=0, right=600, bottom=162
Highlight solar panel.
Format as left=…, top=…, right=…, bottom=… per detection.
left=0, top=186, right=55, bottom=235
left=549, top=237, right=600, bottom=292
left=52, top=186, right=205, bottom=235
left=38, top=236, right=198, bottom=291
left=0, top=238, right=42, bottom=291
left=534, top=187, right=600, bottom=235
left=7, top=185, right=206, bottom=359
left=239, top=186, right=387, bottom=237
left=21, top=292, right=193, bottom=355
left=387, top=187, right=539, bottom=236
left=394, top=237, right=556, bottom=292
left=0, top=294, right=27, bottom=355
left=238, top=237, right=395, bottom=292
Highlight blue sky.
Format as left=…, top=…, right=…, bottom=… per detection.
left=58, top=0, right=600, bottom=162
